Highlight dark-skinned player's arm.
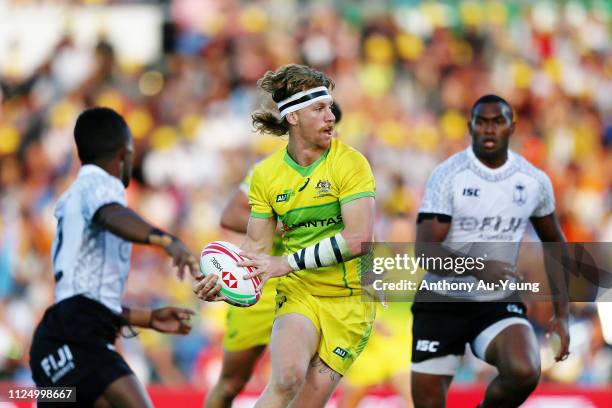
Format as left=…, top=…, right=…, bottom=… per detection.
left=416, top=214, right=476, bottom=276
left=415, top=213, right=452, bottom=275
left=530, top=213, right=571, bottom=362
left=121, top=306, right=195, bottom=335
left=93, top=203, right=222, bottom=301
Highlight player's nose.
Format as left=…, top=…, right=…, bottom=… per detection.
left=483, top=122, right=497, bottom=135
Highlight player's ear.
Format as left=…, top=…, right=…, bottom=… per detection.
left=117, top=144, right=127, bottom=161
left=286, top=111, right=298, bottom=126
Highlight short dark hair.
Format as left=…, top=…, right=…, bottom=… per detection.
left=470, top=94, right=513, bottom=120
left=74, top=107, right=129, bottom=163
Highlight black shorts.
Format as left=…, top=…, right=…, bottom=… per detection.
left=29, top=295, right=134, bottom=407
left=411, top=292, right=531, bottom=375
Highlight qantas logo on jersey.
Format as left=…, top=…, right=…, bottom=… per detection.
left=283, top=215, right=342, bottom=230
left=457, top=216, right=523, bottom=233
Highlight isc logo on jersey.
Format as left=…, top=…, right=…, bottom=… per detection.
left=200, top=241, right=261, bottom=307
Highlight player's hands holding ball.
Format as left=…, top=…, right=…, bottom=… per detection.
left=238, top=252, right=292, bottom=292
left=192, top=274, right=225, bottom=302
left=193, top=275, right=225, bottom=302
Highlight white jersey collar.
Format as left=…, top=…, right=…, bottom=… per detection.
left=467, top=146, right=515, bottom=176
left=79, top=164, right=115, bottom=179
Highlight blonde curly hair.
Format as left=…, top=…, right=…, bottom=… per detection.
left=252, top=64, right=335, bottom=136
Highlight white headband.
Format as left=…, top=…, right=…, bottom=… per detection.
left=277, top=86, right=332, bottom=118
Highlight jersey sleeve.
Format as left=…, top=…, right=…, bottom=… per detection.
left=81, top=174, right=127, bottom=222
left=337, top=149, right=376, bottom=205
left=532, top=172, right=555, bottom=217
left=248, top=166, right=274, bottom=218
left=419, top=165, right=453, bottom=216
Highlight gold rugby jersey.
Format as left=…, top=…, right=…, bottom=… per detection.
left=249, top=138, right=375, bottom=296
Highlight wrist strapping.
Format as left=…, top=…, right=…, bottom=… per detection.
left=287, top=233, right=351, bottom=271
left=147, top=228, right=176, bottom=248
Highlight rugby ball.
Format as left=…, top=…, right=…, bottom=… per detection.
left=200, top=241, right=261, bottom=307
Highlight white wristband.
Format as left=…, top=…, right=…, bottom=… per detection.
left=287, top=233, right=351, bottom=271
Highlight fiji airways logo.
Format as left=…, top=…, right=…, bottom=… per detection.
left=41, top=344, right=75, bottom=383
left=458, top=216, right=522, bottom=233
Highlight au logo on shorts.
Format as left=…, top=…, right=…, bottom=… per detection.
left=333, top=346, right=349, bottom=359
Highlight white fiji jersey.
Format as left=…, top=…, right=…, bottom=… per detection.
left=51, top=165, right=132, bottom=314
left=419, top=147, right=555, bottom=300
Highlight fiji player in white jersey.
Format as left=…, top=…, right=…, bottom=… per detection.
left=29, top=108, right=222, bottom=407
left=411, top=95, right=570, bottom=408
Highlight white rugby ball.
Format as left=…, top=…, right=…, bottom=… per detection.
left=200, top=241, right=261, bottom=307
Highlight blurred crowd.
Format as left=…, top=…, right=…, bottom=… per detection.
left=0, top=0, right=610, bottom=391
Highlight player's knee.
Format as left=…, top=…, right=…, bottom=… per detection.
left=217, top=375, right=249, bottom=399
left=412, top=384, right=446, bottom=408
left=271, top=365, right=307, bottom=396
left=413, top=393, right=446, bottom=408
left=503, top=361, right=540, bottom=392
